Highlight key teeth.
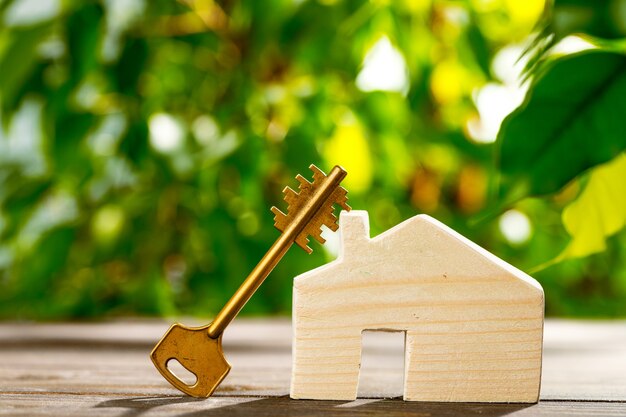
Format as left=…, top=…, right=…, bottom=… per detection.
left=329, top=186, right=349, bottom=210
left=318, top=210, right=337, bottom=227
left=270, top=206, right=283, bottom=218
left=309, top=164, right=327, bottom=184
left=309, top=164, right=322, bottom=173
left=283, top=186, right=299, bottom=205
left=295, top=234, right=313, bottom=254
left=295, top=174, right=312, bottom=190
left=337, top=194, right=350, bottom=211
left=271, top=206, right=288, bottom=232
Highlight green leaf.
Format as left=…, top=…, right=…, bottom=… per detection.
left=546, top=0, right=626, bottom=40
left=0, top=23, right=53, bottom=110
left=523, top=0, right=626, bottom=74
left=559, top=153, right=626, bottom=259
left=497, top=50, right=626, bottom=202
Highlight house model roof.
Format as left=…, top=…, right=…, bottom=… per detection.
left=294, top=210, right=543, bottom=296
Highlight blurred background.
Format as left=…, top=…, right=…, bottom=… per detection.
left=1, top=0, right=626, bottom=320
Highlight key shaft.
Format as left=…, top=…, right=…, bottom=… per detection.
left=207, top=165, right=347, bottom=338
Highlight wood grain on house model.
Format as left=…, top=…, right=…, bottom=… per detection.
left=291, top=211, right=544, bottom=403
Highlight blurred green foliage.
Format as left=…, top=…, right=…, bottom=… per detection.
left=1, top=0, right=626, bottom=319
left=499, top=50, right=626, bottom=198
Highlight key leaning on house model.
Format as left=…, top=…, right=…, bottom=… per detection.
left=150, top=164, right=350, bottom=397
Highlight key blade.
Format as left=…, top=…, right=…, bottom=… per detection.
left=150, top=323, right=231, bottom=397
left=272, top=164, right=351, bottom=252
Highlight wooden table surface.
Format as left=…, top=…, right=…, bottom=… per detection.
left=1, top=319, right=625, bottom=416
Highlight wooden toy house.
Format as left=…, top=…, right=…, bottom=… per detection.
left=291, top=211, right=544, bottom=402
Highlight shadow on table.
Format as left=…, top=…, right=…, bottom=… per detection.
left=96, top=395, right=534, bottom=417
left=95, top=396, right=206, bottom=417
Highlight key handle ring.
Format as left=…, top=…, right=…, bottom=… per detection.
left=150, top=323, right=231, bottom=397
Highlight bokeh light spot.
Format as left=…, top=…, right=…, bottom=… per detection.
left=551, top=36, right=597, bottom=55
left=92, top=205, right=125, bottom=243
left=505, top=0, right=545, bottom=26
left=324, top=114, right=373, bottom=194
left=237, top=211, right=260, bottom=236
left=468, top=82, right=526, bottom=143
left=149, top=113, right=185, bottom=153
left=192, top=115, right=220, bottom=146
left=3, top=0, right=60, bottom=27
left=499, top=209, right=532, bottom=245
left=430, top=60, right=468, bottom=105
left=356, top=36, right=409, bottom=95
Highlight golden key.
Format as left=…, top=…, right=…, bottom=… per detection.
left=150, top=164, right=350, bottom=397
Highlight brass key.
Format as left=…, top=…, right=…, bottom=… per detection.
left=150, top=164, right=350, bottom=397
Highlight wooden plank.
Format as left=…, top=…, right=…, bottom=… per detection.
left=541, top=320, right=626, bottom=401
left=0, top=319, right=292, bottom=398
left=1, top=394, right=625, bottom=417
left=0, top=319, right=625, bottom=416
